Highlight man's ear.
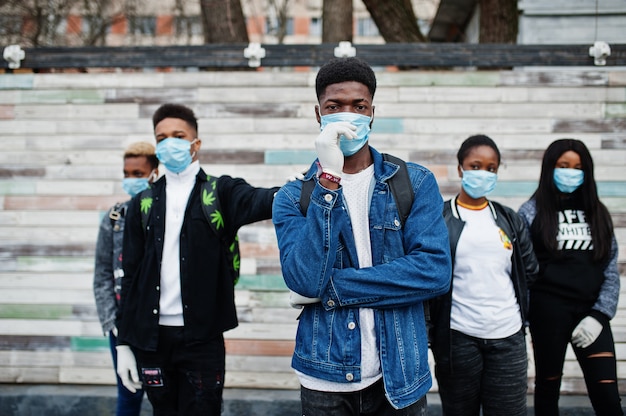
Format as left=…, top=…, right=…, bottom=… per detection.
left=457, top=165, right=463, bottom=178
left=369, top=106, right=375, bottom=128
left=315, top=105, right=321, bottom=125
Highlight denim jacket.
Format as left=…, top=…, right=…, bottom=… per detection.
left=272, top=147, right=451, bottom=409
left=93, top=201, right=128, bottom=335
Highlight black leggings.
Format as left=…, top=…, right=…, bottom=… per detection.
left=528, top=291, right=623, bottom=415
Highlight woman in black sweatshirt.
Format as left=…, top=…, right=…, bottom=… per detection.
left=518, top=138, right=622, bottom=415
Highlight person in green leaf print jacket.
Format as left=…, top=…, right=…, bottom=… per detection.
left=116, top=103, right=279, bottom=415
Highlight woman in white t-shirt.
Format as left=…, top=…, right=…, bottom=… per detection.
left=430, top=135, right=539, bottom=416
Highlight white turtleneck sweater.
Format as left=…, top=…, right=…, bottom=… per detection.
left=158, top=160, right=200, bottom=326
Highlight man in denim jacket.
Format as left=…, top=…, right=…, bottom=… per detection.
left=272, top=57, right=451, bottom=415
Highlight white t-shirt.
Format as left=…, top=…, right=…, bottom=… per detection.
left=158, top=160, right=200, bottom=326
left=298, top=165, right=382, bottom=391
left=450, top=205, right=522, bottom=339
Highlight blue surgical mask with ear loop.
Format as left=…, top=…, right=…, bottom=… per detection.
left=122, top=170, right=156, bottom=197
left=461, top=169, right=498, bottom=199
left=320, top=112, right=372, bottom=156
left=553, top=168, right=584, bottom=193
left=156, top=138, right=196, bottom=173
left=122, top=178, right=150, bottom=197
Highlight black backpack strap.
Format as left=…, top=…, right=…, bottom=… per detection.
left=299, top=178, right=316, bottom=216
left=137, top=179, right=240, bottom=284
left=200, top=178, right=241, bottom=284
left=299, top=155, right=414, bottom=226
left=383, top=153, right=414, bottom=227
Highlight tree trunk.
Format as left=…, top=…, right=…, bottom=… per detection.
left=479, top=0, right=518, bottom=43
left=200, top=0, right=249, bottom=43
left=361, top=0, right=425, bottom=43
left=322, top=0, right=352, bottom=43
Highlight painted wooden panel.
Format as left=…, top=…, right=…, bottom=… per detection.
left=519, top=16, right=626, bottom=44
left=0, top=68, right=624, bottom=395
left=197, top=87, right=315, bottom=103
left=378, top=103, right=604, bottom=119
left=13, top=104, right=139, bottom=120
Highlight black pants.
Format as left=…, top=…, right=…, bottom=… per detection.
left=433, top=329, right=528, bottom=416
left=300, top=378, right=427, bottom=416
left=529, top=291, right=623, bottom=416
left=134, top=326, right=225, bottom=416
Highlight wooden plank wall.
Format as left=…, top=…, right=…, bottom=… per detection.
left=0, top=68, right=625, bottom=395
left=518, top=0, right=626, bottom=45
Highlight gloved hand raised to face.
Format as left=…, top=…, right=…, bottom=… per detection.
left=315, top=121, right=357, bottom=180
left=116, top=345, right=143, bottom=393
left=571, top=315, right=603, bottom=348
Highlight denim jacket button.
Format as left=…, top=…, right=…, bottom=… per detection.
left=345, top=373, right=354, bottom=381
left=394, top=219, right=400, bottom=227
left=348, top=322, right=356, bottom=330
left=327, top=299, right=335, bottom=307
left=152, top=309, right=158, bottom=315
left=324, top=194, right=333, bottom=202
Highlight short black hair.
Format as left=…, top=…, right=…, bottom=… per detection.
left=315, top=57, right=377, bottom=101
left=152, top=103, right=198, bottom=133
left=456, top=134, right=501, bottom=166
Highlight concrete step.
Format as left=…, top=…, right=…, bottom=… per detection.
left=0, top=384, right=619, bottom=415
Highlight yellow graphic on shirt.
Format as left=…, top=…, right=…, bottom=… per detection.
left=499, top=228, right=513, bottom=250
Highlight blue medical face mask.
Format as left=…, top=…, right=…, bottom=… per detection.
left=319, top=112, right=372, bottom=156
left=122, top=177, right=150, bottom=197
left=156, top=138, right=196, bottom=173
left=122, top=170, right=156, bottom=197
left=553, top=168, right=584, bottom=193
left=461, top=169, right=498, bottom=199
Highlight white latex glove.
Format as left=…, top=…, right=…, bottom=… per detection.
left=116, top=345, right=142, bottom=393
left=111, top=326, right=118, bottom=337
left=571, top=316, right=603, bottom=348
left=315, top=121, right=357, bottom=178
left=289, top=290, right=321, bottom=309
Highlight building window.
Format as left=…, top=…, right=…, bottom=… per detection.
left=357, top=17, right=379, bottom=37
left=81, top=16, right=109, bottom=36
left=129, top=16, right=156, bottom=36
left=310, top=17, right=321, bottom=36
left=265, top=16, right=294, bottom=36
left=175, top=15, right=203, bottom=37
left=55, top=17, right=68, bottom=35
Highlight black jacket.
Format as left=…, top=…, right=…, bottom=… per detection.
left=430, top=197, right=539, bottom=359
left=117, top=168, right=278, bottom=351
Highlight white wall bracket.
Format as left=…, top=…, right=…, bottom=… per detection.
left=334, top=41, right=356, bottom=58
left=589, top=41, right=611, bottom=66
left=3, top=44, right=25, bottom=69
left=243, top=42, right=266, bottom=68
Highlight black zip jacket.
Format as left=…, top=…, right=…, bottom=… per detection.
left=430, top=197, right=539, bottom=360
left=117, top=168, right=278, bottom=351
